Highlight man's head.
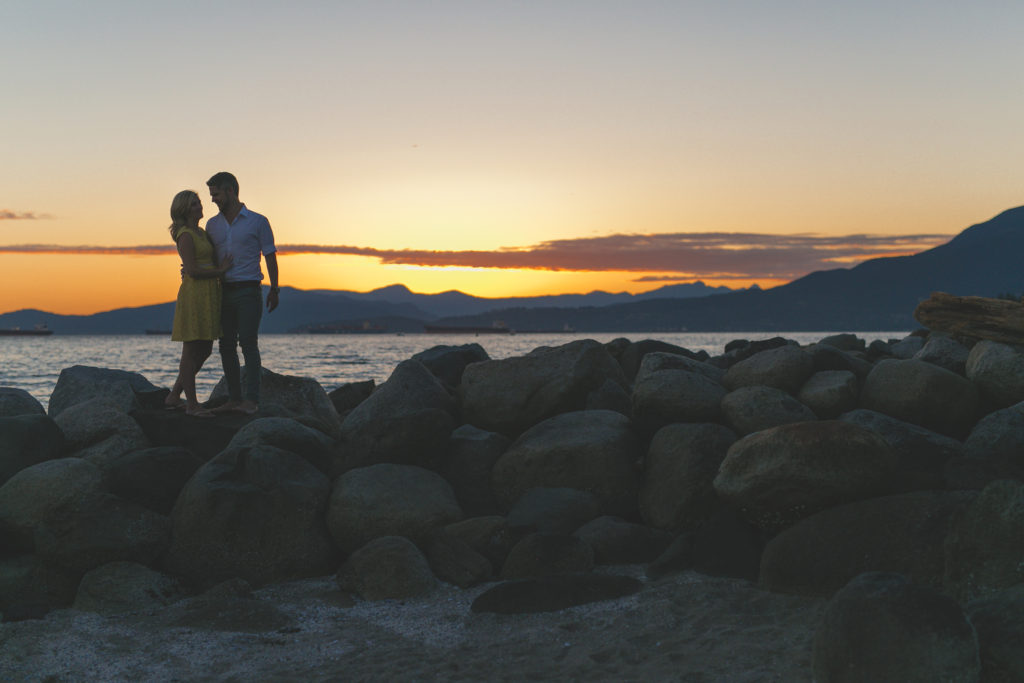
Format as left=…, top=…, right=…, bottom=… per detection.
left=207, top=171, right=240, bottom=213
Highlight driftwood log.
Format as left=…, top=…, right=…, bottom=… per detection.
left=914, top=292, right=1024, bottom=345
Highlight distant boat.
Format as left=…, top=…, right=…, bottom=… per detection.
left=0, top=324, right=53, bottom=336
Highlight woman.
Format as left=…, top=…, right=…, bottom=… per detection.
left=165, top=190, right=232, bottom=416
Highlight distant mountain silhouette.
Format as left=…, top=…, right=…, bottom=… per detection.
left=0, top=279, right=736, bottom=334
left=428, top=206, right=1024, bottom=332
left=4, top=207, right=1020, bottom=334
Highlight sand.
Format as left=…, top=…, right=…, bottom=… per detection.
left=0, top=568, right=826, bottom=682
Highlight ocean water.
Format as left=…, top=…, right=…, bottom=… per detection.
left=1, top=331, right=909, bottom=410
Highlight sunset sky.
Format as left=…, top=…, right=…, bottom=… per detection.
left=3, top=1, right=1022, bottom=315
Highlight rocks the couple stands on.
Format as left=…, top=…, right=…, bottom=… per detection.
left=796, top=370, right=858, bottom=419
left=100, top=446, right=203, bottom=516
left=720, top=385, right=817, bottom=436
left=505, top=487, right=601, bottom=536
left=631, top=352, right=727, bottom=433
left=967, top=585, right=1024, bottom=682
left=327, top=463, right=463, bottom=554
left=839, top=409, right=964, bottom=492
left=572, top=516, right=674, bottom=565
left=812, top=572, right=980, bottom=683
left=336, top=536, right=438, bottom=601
left=913, top=333, right=971, bottom=375
left=0, top=457, right=169, bottom=575
left=48, top=365, right=159, bottom=418
left=943, top=479, right=1024, bottom=604
left=615, top=339, right=709, bottom=382
left=460, top=339, right=628, bottom=436
left=490, top=410, right=641, bottom=519
left=960, top=401, right=1024, bottom=483
left=339, top=360, right=456, bottom=472
left=209, top=367, right=343, bottom=439
left=860, top=358, right=980, bottom=438
left=0, top=414, right=66, bottom=487
left=227, top=417, right=340, bottom=478
left=53, top=398, right=149, bottom=465
left=164, top=445, right=337, bottom=588
left=758, top=490, right=976, bottom=597
left=965, top=339, right=1024, bottom=408
left=0, top=388, right=45, bottom=418
left=439, top=425, right=509, bottom=518
left=411, top=343, right=489, bottom=389
left=713, top=421, right=898, bottom=532
left=723, top=344, right=814, bottom=395
left=639, top=423, right=736, bottom=534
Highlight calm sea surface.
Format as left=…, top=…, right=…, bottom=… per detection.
left=1, top=331, right=909, bottom=410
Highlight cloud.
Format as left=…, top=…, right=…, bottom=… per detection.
left=274, top=231, right=953, bottom=279
left=0, top=210, right=54, bottom=220
left=0, top=231, right=953, bottom=280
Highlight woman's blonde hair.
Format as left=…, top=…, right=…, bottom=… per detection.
left=168, top=190, right=198, bottom=241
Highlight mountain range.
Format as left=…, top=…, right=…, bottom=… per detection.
left=3, top=206, right=1022, bottom=334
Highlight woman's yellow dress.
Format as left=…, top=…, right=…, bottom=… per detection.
left=171, top=226, right=222, bottom=342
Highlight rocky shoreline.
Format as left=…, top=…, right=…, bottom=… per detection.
left=1, top=328, right=1022, bottom=680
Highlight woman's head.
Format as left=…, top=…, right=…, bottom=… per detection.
left=168, top=190, right=201, bottom=239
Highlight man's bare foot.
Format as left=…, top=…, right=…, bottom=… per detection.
left=211, top=401, right=242, bottom=414
left=237, top=400, right=259, bottom=415
left=185, top=406, right=216, bottom=418
left=164, top=396, right=185, bottom=410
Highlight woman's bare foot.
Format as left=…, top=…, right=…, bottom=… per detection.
left=237, top=400, right=259, bottom=415
left=164, top=396, right=185, bottom=411
left=211, top=400, right=241, bottom=414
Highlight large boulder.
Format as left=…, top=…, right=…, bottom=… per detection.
left=336, top=536, right=438, bottom=601
left=0, top=458, right=106, bottom=551
left=572, top=516, right=674, bottom=564
left=460, top=339, right=628, bottom=435
left=327, top=379, right=375, bottom=421
left=967, top=585, right=1024, bottom=683
left=966, top=340, right=1024, bottom=408
left=860, top=358, right=980, bottom=438
left=48, top=365, right=158, bottom=418
left=445, top=516, right=517, bottom=571
left=438, top=425, right=509, bottom=517
left=129, top=409, right=256, bottom=462
left=505, top=487, right=601, bottom=536
left=720, top=385, right=817, bottom=436
left=339, top=360, right=456, bottom=471
left=490, top=410, right=642, bottom=518
left=0, top=555, right=80, bottom=619
left=713, top=421, right=899, bottom=531
left=944, top=479, right=1024, bottom=603
left=73, top=561, right=189, bottom=615
left=812, top=572, right=980, bottom=683
left=631, top=352, right=727, bottom=432
left=616, top=339, right=707, bottom=382
left=639, top=423, right=736, bottom=533
left=0, top=388, right=45, bottom=418
left=210, top=367, right=343, bottom=439
left=759, top=490, right=976, bottom=597
left=797, top=371, right=858, bottom=419
left=806, top=344, right=874, bottom=380
left=100, top=446, right=204, bottom=515
left=163, top=445, right=336, bottom=588
left=33, top=492, right=170, bottom=574
left=840, top=409, right=964, bottom=492
left=914, top=333, right=970, bottom=375
left=226, top=416, right=340, bottom=478
left=723, top=345, right=814, bottom=395
left=411, top=343, right=488, bottom=388
left=53, top=398, right=149, bottom=465
left=0, top=414, right=66, bottom=487
left=424, top=529, right=493, bottom=588
left=327, top=463, right=463, bottom=554
left=500, top=533, right=594, bottom=579
left=960, top=402, right=1024, bottom=482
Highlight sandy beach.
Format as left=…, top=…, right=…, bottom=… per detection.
left=0, top=568, right=825, bottom=682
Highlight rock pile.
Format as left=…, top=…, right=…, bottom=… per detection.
left=1, top=330, right=1023, bottom=680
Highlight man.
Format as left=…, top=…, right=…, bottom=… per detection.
left=205, top=171, right=279, bottom=414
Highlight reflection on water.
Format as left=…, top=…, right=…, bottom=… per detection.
left=0, top=331, right=909, bottom=409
